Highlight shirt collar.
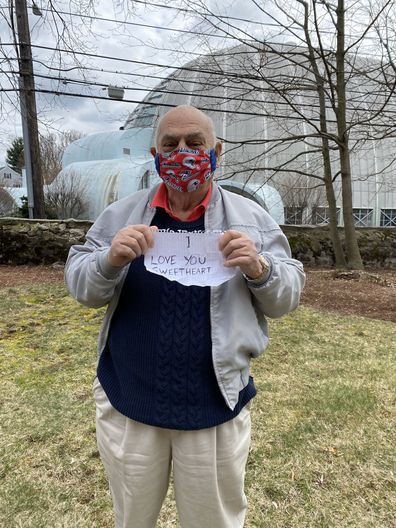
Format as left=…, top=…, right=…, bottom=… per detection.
left=150, top=182, right=212, bottom=221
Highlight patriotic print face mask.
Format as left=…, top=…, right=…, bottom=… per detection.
left=155, top=147, right=217, bottom=193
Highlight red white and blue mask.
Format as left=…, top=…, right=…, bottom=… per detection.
left=155, top=147, right=217, bottom=193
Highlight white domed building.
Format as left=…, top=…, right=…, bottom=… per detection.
left=57, top=43, right=396, bottom=227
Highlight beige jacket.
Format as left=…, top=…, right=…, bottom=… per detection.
left=65, top=183, right=305, bottom=409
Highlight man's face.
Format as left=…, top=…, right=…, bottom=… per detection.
left=150, top=107, right=222, bottom=159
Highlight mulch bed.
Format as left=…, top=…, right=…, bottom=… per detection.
left=1, top=265, right=395, bottom=323
left=0, top=264, right=65, bottom=288
left=301, top=268, right=395, bottom=322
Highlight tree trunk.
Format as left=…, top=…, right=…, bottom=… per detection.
left=338, top=143, right=364, bottom=269
left=322, top=139, right=346, bottom=268
left=336, top=0, right=363, bottom=269
left=299, top=0, right=347, bottom=268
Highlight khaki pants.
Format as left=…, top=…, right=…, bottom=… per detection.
left=93, top=378, right=251, bottom=528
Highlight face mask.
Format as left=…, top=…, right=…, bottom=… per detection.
left=155, top=147, right=217, bottom=193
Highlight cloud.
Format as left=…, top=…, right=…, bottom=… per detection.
left=0, top=0, right=269, bottom=162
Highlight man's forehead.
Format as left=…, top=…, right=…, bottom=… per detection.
left=154, top=106, right=216, bottom=147
left=157, top=107, right=213, bottom=129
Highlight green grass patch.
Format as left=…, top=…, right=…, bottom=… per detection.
left=0, top=285, right=395, bottom=527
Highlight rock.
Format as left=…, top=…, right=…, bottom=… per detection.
left=0, top=219, right=395, bottom=267
left=51, top=261, right=65, bottom=269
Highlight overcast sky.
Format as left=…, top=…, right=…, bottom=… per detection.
left=1, top=0, right=379, bottom=165
left=0, top=0, right=280, bottom=164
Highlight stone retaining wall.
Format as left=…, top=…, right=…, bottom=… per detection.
left=0, top=218, right=395, bottom=268
left=0, top=218, right=91, bottom=265
left=283, top=225, right=396, bottom=268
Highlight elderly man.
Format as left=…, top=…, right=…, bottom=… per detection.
left=65, top=105, right=305, bottom=528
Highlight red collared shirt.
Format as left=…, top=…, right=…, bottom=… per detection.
left=151, top=182, right=212, bottom=221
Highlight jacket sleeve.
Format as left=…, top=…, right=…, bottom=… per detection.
left=246, top=226, right=305, bottom=319
left=64, top=224, right=125, bottom=309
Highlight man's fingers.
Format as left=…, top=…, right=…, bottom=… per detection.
left=219, top=229, right=262, bottom=277
left=224, top=246, right=252, bottom=262
left=112, top=243, right=137, bottom=261
left=122, top=225, right=157, bottom=252
left=218, top=230, right=242, bottom=251
left=128, top=229, right=149, bottom=255
left=108, top=224, right=157, bottom=267
left=221, top=238, right=251, bottom=259
left=220, top=231, right=256, bottom=258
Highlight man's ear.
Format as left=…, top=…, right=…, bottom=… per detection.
left=150, top=147, right=157, bottom=158
left=215, top=141, right=222, bottom=167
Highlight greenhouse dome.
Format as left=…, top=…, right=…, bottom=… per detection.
left=57, top=128, right=158, bottom=219
left=58, top=42, right=396, bottom=226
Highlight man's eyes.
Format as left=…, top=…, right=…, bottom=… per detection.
left=162, top=140, right=205, bottom=149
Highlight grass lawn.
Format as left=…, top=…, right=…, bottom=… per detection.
left=0, top=284, right=395, bottom=527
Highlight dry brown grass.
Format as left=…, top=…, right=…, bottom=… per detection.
left=0, top=284, right=395, bottom=527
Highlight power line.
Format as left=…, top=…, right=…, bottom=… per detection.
left=30, top=59, right=237, bottom=94
left=0, top=1, right=287, bottom=41
left=24, top=59, right=396, bottom=104
left=3, top=40, right=286, bottom=80
left=2, top=85, right=396, bottom=126
left=5, top=69, right=396, bottom=115
left=3, top=42, right=392, bottom=95
left=0, top=3, right=294, bottom=48
left=2, top=42, right=264, bottom=81
left=0, top=0, right=389, bottom=82
left=2, top=49, right=395, bottom=110
left=2, top=30, right=394, bottom=118
left=0, top=85, right=336, bottom=122
left=4, top=69, right=300, bottom=107
left=1, top=20, right=388, bottom=70
left=3, top=46, right=275, bottom=80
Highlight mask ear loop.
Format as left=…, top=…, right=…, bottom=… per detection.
left=209, top=149, right=217, bottom=172
left=154, top=154, right=161, bottom=175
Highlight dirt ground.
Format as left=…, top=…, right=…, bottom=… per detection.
left=0, top=265, right=395, bottom=323
left=301, top=268, right=395, bottom=323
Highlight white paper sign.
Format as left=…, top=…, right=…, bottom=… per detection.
left=144, top=231, right=237, bottom=287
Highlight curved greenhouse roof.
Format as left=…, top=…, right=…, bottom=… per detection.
left=58, top=42, right=395, bottom=225
left=123, top=42, right=396, bottom=226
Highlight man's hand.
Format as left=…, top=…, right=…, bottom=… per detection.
left=108, top=225, right=158, bottom=268
left=219, top=230, right=262, bottom=279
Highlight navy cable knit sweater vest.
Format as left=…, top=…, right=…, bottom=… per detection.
left=97, top=207, right=256, bottom=430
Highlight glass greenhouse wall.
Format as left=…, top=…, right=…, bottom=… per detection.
left=124, top=43, right=396, bottom=227
left=58, top=43, right=396, bottom=225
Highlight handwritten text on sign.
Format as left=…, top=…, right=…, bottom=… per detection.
left=144, top=231, right=237, bottom=287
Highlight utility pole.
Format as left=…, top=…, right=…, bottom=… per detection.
left=15, top=0, right=45, bottom=218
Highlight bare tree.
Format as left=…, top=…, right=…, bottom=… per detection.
left=45, top=170, right=88, bottom=219
left=276, top=173, right=327, bottom=224
left=0, top=186, right=17, bottom=216
left=159, top=0, right=396, bottom=269
left=40, top=129, right=84, bottom=184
